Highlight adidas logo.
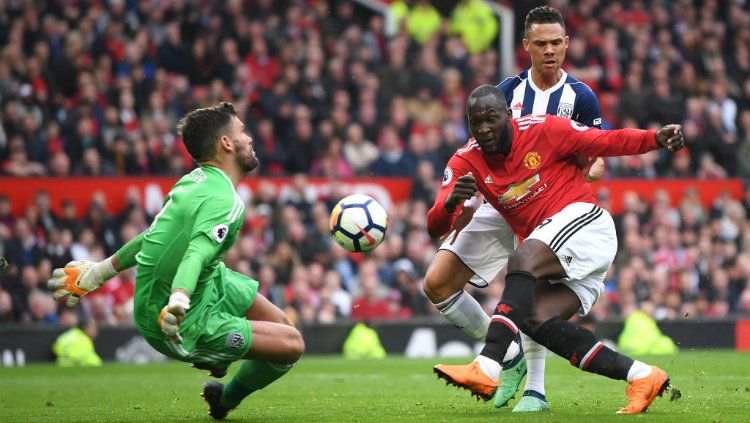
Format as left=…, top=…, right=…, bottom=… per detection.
left=562, top=255, right=573, bottom=265
left=512, top=102, right=523, bottom=110
left=484, top=175, right=494, bottom=184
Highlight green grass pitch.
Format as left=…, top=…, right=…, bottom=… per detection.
left=1, top=350, right=748, bottom=422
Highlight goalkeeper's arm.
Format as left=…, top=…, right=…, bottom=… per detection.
left=48, top=232, right=145, bottom=307
left=112, top=231, right=145, bottom=270
left=158, top=235, right=215, bottom=343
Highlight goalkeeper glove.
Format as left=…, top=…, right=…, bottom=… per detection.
left=47, top=258, right=119, bottom=307
left=158, top=291, right=191, bottom=343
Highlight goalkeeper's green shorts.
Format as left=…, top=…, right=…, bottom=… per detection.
left=146, top=268, right=259, bottom=368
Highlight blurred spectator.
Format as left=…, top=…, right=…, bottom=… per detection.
left=342, top=122, right=379, bottom=176
left=406, top=1, right=442, bottom=45
left=52, top=319, right=102, bottom=367
left=449, top=0, right=498, bottom=54
left=351, top=259, right=406, bottom=321
left=0, top=290, right=14, bottom=323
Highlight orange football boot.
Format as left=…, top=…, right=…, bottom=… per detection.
left=616, top=366, right=671, bottom=414
left=433, top=361, right=498, bottom=401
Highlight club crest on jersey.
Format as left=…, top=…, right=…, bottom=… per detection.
left=225, top=332, right=245, bottom=349
left=212, top=224, right=229, bottom=243
left=442, top=168, right=453, bottom=186
left=557, top=102, right=574, bottom=118
left=523, top=151, right=542, bottom=169
left=500, top=174, right=541, bottom=203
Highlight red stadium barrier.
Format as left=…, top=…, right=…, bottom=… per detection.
left=0, top=177, right=413, bottom=217
left=0, top=177, right=743, bottom=217
left=585, top=179, right=743, bottom=214
left=737, top=319, right=750, bottom=351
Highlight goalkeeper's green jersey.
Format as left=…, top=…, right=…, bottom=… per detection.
left=133, top=166, right=245, bottom=339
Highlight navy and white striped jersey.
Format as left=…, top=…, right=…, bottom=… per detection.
left=497, top=69, right=602, bottom=128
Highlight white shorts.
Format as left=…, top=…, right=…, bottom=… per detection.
left=439, top=202, right=516, bottom=287
left=526, top=202, right=617, bottom=316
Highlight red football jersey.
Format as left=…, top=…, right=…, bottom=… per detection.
left=428, top=115, right=659, bottom=239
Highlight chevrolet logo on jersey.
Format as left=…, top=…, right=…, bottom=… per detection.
left=499, top=174, right=541, bottom=203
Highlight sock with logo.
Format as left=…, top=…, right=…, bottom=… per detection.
left=221, top=360, right=294, bottom=408
left=529, top=316, right=633, bottom=380
left=479, top=271, right=535, bottom=364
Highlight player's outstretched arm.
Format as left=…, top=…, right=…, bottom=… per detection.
left=48, top=232, right=145, bottom=307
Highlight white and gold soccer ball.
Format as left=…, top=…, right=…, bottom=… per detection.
left=329, top=194, right=388, bottom=252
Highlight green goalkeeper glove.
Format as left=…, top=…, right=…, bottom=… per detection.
left=47, top=259, right=119, bottom=307
left=158, top=291, right=191, bottom=343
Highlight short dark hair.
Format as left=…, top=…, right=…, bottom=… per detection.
left=177, top=102, right=237, bottom=162
left=467, top=85, right=507, bottom=111
left=524, top=5, right=565, bottom=38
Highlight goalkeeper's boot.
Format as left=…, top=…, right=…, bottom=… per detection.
left=192, top=362, right=228, bottom=378
left=493, top=351, right=527, bottom=408
left=434, top=361, right=498, bottom=401
left=201, top=381, right=234, bottom=420
left=512, top=391, right=549, bottom=412
left=616, top=366, right=670, bottom=414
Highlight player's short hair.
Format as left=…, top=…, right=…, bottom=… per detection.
left=524, top=5, right=565, bottom=37
left=467, top=85, right=507, bottom=111
left=177, top=102, right=237, bottom=162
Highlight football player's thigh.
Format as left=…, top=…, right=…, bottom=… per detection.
left=243, top=320, right=302, bottom=364
left=244, top=293, right=292, bottom=326
left=532, top=280, right=580, bottom=322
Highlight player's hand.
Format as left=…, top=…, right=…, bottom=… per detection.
left=47, top=259, right=117, bottom=307
left=158, top=291, right=191, bottom=343
left=655, top=124, right=684, bottom=151
left=441, top=192, right=482, bottom=245
left=445, top=172, right=478, bottom=214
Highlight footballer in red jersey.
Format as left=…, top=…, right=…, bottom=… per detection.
left=423, top=6, right=607, bottom=412
left=430, top=85, right=682, bottom=414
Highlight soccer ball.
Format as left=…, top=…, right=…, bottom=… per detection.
left=329, top=194, right=388, bottom=252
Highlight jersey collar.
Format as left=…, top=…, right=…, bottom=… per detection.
left=527, top=68, right=568, bottom=94
left=201, top=165, right=235, bottom=191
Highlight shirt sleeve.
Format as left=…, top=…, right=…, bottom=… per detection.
left=171, top=235, right=215, bottom=295
left=427, top=155, right=475, bottom=239
left=114, top=232, right=145, bottom=270
left=171, top=194, right=241, bottom=296
left=573, top=85, right=603, bottom=128
left=546, top=115, right=659, bottom=159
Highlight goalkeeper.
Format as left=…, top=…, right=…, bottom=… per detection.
left=48, top=102, right=304, bottom=420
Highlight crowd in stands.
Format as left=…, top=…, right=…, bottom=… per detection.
left=1, top=0, right=750, bottom=327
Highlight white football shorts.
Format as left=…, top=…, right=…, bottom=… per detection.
left=439, top=202, right=516, bottom=287
left=526, top=202, right=617, bottom=316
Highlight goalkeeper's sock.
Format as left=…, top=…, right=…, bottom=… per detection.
left=479, top=271, right=535, bottom=364
left=530, top=316, right=633, bottom=381
left=433, top=290, right=490, bottom=341
left=220, top=360, right=294, bottom=408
